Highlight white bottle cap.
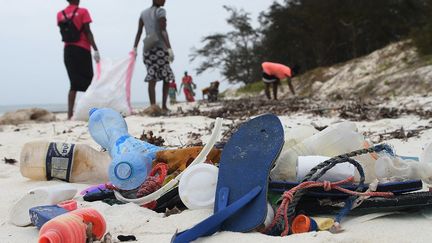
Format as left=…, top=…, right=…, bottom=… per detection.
left=179, top=163, right=219, bottom=210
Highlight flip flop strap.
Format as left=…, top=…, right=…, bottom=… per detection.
left=171, top=186, right=262, bottom=243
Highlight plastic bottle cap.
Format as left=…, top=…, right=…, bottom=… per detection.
left=115, top=162, right=133, bottom=180
left=292, top=214, right=317, bottom=234
left=89, top=108, right=99, bottom=117
left=109, top=152, right=152, bottom=190
left=178, top=164, right=219, bottom=210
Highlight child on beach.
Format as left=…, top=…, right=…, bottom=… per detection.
left=168, top=80, right=177, bottom=104
left=57, top=0, right=100, bottom=119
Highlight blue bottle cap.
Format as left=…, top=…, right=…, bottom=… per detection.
left=89, top=108, right=99, bottom=117
left=309, top=217, right=318, bottom=232
left=109, top=152, right=152, bottom=190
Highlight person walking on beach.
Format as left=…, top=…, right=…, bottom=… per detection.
left=168, top=80, right=177, bottom=104
left=261, top=62, right=295, bottom=100
left=57, top=0, right=100, bottom=120
left=133, top=0, right=175, bottom=113
left=179, top=71, right=196, bottom=102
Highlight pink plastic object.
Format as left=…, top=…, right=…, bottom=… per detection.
left=125, top=51, right=136, bottom=114
left=39, top=214, right=86, bottom=243
left=57, top=200, right=78, bottom=211
left=39, top=208, right=106, bottom=243
left=96, top=62, right=101, bottom=80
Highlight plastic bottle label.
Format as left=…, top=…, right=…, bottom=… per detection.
left=45, top=143, right=75, bottom=182
left=114, top=135, right=161, bottom=159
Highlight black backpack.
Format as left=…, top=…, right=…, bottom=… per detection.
left=58, top=8, right=81, bottom=43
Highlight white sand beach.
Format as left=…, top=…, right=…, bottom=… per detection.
left=1, top=100, right=432, bottom=243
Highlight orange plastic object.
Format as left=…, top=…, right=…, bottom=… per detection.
left=154, top=146, right=221, bottom=173
left=71, top=208, right=106, bottom=240
left=57, top=200, right=78, bottom=211
left=292, top=214, right=311, bottom=234
left=38, top=208, right=106, bottom=243
left=39, top=214, right=86, bottom=243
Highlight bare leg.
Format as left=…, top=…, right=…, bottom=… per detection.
left=272, top=82, right=278, bottom=100
left=148, top=80, right=156, bottom=105
left=264, top=83, right=271, bottom=100
left=68, top=90, right=77, bottom=120
left=162, top=81, right=169, bottom=110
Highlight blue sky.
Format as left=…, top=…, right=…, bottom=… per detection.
left=0, top=0, right=275, bottom=106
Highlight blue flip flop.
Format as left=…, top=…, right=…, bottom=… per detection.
left=172, top=114, right=284, bottom=242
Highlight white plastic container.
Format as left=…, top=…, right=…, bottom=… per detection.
left=283, top=125, right=319, bottom=149
left=420, top=141, right=432, bottom=164
left=9, top=184, right=77, bottom=226
left=178, top=164, right=219, bottom=210
left=271, top=121, right=377, bottom=182
left=20, top=141, right=111, bottom=184
left=375, top=156, right=432, bottom=184
left=296, top=156, right=355, bottom=182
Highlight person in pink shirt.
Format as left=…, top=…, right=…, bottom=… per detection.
left=57, top=0, right=99, bottom=119
left=179, top=71, right=196, bottom=102
left=261, top=62, right=296, bottom=100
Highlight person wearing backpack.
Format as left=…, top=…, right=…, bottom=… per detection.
left=57, top=0, right=100, bottom=119
left=132, top=0, right=175, bottom=114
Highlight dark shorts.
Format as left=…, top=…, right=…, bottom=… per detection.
left=64, top=45, right=93, bottom=91
left=262, top=72, right=279, bottom=83
left=143, top=47, right=175, bottom=83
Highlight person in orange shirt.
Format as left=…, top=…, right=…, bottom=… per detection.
left=261, top=62, right=295, bottom=100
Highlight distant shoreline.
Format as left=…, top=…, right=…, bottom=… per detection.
left=0, top=102, right=149, bottom=116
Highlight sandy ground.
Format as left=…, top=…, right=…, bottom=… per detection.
left=1, top=100, right=432, bottom=243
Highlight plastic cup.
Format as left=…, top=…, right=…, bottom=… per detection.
left=292, top=214, right=317, bottom=234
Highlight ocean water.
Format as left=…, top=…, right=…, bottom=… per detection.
left=0, top=102, right=149, bottom=116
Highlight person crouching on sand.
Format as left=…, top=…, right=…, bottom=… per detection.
left=261, top=62, right=295, bottom=100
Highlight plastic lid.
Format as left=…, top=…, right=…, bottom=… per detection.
left=109, top=152, right=152, bottom=190
left=178, top=164, right=219, bottom=210
left=89, top=108, right=99, bottom=117
left=292, top=214, right=316, bottom=234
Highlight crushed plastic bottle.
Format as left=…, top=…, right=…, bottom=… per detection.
left=271, top=121, right=377, bottom=183
left=88, top=108, right=164, bottom=190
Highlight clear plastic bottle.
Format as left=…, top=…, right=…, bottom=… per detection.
left=88, top=108, right=164, bottom=190
left=20, top=141, right=110, bottom=183
left=375, top=155, right=432, bottom=184
left=271, top=121, right=377, bottom=182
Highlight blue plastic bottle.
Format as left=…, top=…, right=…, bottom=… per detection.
left=88, top=108, right=164, bottom=190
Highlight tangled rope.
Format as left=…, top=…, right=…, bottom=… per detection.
left=136, top=163, right=168, bottom=197
left=264, top=144, right=393, bottom=236
left=264, top=177, right=393, bottom=236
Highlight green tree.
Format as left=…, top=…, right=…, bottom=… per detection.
left=191, top=6, right=262, bottom=84
left=260, top=0, right=429, bottom=72
left=412, top=0, right=432, bottom=55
